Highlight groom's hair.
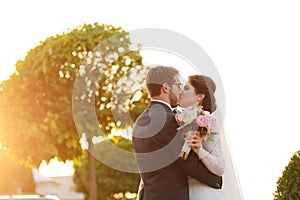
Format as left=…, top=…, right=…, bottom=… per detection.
left=146, top=66, right=179, bottom=97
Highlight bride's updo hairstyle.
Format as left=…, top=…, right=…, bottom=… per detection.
left=188, top=75, right=217, bottom=113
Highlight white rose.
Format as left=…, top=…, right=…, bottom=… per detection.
left=202, top=111, right=211, bottom=116
left=183, top=109, right=197, bottom=124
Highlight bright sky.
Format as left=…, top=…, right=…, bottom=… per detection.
left=39, top=158, right=74, bottom=177
left=1, top=1, right=300, bottom=199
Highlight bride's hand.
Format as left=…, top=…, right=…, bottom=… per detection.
left=185, top=131, right=203, bottom=155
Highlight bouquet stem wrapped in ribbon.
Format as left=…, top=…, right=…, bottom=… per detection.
left=178, top=130, right=194, bottom=160
left=175, top=105, right=217, bottom=160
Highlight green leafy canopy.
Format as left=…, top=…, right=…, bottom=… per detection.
left=0, top=22, right=149, bottom=167
left=274, top=150, right=300, bottom=200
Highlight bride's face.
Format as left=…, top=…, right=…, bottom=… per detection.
left=179, top=82, right=198, bottom=108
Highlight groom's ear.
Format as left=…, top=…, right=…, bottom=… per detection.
left=161, top=83, right=169, bottom=94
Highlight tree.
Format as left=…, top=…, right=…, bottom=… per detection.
left=0, top=23, right=149, bottom=199
left=274, top=150, right=300, bottom=200
left=73, top=136, right=140, bottom=200
left=0, top=148, right=35, bottom=193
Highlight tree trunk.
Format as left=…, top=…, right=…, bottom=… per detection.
left=88, top=137, right=97, bottom=200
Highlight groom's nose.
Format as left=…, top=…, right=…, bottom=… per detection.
left=179, top=88, right=183, bottom=94
left=178, top=93, right=182, bottom=101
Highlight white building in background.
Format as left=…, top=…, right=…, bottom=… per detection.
left=32, top=169, right=84, bottom=200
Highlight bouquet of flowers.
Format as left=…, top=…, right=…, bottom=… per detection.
left=175, top=105, right=217, bottom=160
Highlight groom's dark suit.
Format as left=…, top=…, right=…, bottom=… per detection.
left=132, top=101, right=222, bottom=200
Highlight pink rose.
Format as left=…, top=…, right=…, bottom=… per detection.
left=196, top=115, right=208, bottom=127
left=175, top=113, right=184, bottom=125
left=207, top=115, right=217, bottom=131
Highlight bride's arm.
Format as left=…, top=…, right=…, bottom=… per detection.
left=187, top=133, right=225, bottom=176
left=198, top=136, right=225, bottom=176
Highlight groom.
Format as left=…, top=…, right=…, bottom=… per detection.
left=132, top=66, right=222, bottom=200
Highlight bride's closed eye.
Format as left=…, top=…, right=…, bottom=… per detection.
left=183, top=85, right=189, bottom=91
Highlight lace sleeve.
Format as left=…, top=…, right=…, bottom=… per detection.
left=198, top=135, right=225, bottom=176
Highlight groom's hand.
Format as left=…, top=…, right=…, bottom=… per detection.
left=186, top=131, right=203, bottom=156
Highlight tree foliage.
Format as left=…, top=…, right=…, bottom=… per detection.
left=0, top=22, right=149, bottom=167
left=0, top=148, right=35, bottom=193
left=73, top=137, right=140, bottom=200
left=274, top=150, right=300, bottom=200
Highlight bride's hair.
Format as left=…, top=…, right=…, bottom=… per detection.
left=188, top=75, right=217, bottom=113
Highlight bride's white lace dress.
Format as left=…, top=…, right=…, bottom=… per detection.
left=188, top=124, right=244, bottom=200
left=188, top=133, right=224, bottom=200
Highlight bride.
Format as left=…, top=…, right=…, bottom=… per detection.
left=180, top=75, right=244, bottom=200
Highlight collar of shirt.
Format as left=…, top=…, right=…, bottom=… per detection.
left=150, top=100, right=174, bottom=112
